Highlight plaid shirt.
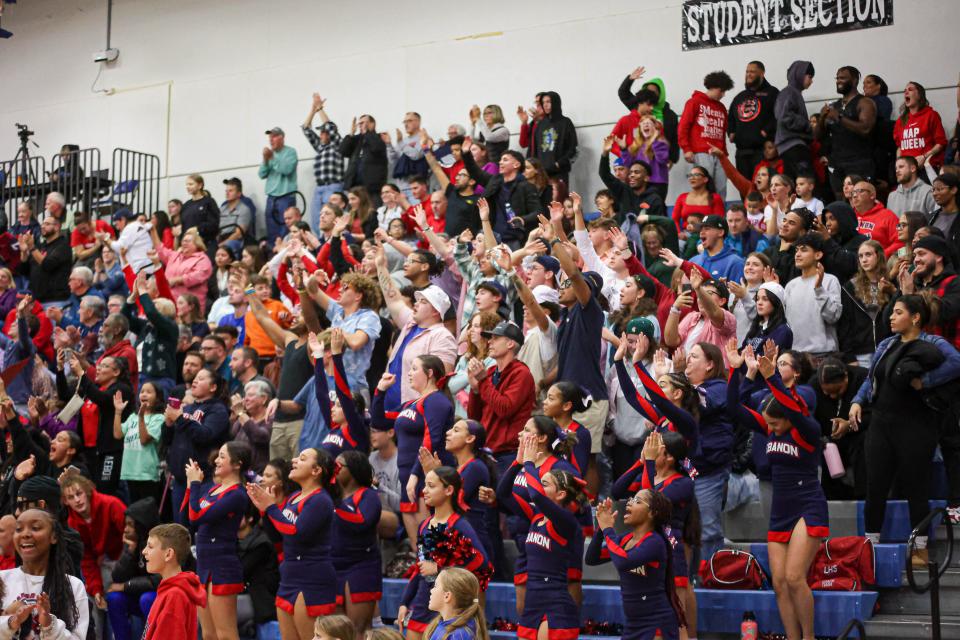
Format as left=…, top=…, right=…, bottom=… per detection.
left=302, top=121, right=343, bottom=185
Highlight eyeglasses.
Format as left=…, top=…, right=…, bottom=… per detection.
left=627, top=495, right=650, bottom=507
left=405, top=258, right=426, bottom=265
left=852, top=188, right=871, bottom=195
left=896, top=222, right=909, bottom=228
left=687, top=173, right=706, bottom=179
left=559, top=280, right=572, bottom=290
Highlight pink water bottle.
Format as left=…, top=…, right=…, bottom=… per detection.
left=824, top=442, right=845, bottom=479
left=741, top=611, right=758, bottom=640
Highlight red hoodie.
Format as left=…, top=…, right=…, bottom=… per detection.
left=678, top=90, right=728, bottom=154
left=894, top=105, right=948, bottom=167
left=143, top=571, right=206, bottom=640
left=67, top=490, right=126, bottom=596
left=856, top=202, right=903, bottom=257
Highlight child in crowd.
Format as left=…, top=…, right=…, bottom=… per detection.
left=141, top=523, right=206, bottom=640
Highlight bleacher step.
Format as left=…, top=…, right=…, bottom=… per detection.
left=864, top=614, right=960, bottom=639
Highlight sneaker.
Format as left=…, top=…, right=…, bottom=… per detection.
left=948, top=506, right=960, bottom=525
left=911, top=547, right=930, bottom=568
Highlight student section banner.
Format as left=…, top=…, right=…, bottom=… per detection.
left=682, top=0, right=894, bottom=50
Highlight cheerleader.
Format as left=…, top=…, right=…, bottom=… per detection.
left=586, top=490, right=685, bottom=640
left=333, top=450, right=383, bottom=634
left=372, top=355, right=455, bottom=544
left=494, top=416, right=580, bottom=615
left=185, top=441, right=252, bottom=640
left=497, top=434, right=585, bottom=640
left=312, top=329, right=370, bottom=456
left=541, top=382, right=593, bottom=476
left=397, top=467, right=491, bottom=640
left=726, top=343, right=828, bottom=640
left=418, top=419, right=497, bottom=567
left=424, top=567, right=490, bottom=640
left=247, top=448, right=338, bottom=640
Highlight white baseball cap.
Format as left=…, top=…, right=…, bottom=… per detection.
left=532, top=284, right=559, bottom=306
left=414, top=285, right=451, bottom=317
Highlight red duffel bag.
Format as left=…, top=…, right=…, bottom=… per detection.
left=808, top=536, right=875, bottom=591
left=699, top=549, right=766, bottom=589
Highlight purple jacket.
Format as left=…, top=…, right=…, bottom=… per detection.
left=620, top=140, right=670, bottom=185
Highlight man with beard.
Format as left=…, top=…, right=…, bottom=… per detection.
left=893, top=235, right=960, bottom=347
left=887, top=156, right=936, bottom=216
left=817, top=66, right=878, bottom=197
left=425, top=146, right=479, bottom=237
left=727, top=61, right=780, bottom=179
left=598, top=135, right=668, bottom=222
left=79, top=314, right=138, bottom=390
left=170, top=350, right=204, bottom=401
left=18, top=215, right=71, bottom=304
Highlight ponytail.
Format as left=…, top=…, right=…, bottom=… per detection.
left=532, top=414, right=577, bottom=460
left=552, top=381, right=594, bottom=415
left=648, top=490, right=687, bottom=629
left=433, top=466, right=465, bottom=514
left=463, top=420, right=498, bottom=487
left=548, top=469, right=588, bottom=509
left=422, top=568, right=490, bottom=640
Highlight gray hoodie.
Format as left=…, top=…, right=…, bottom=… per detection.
left=774, top=60, right=815, bottom=155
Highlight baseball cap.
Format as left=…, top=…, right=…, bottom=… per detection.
left=112, top=208, right=135, bottom=222
left=583, top=271, right=603, bottom=296
left=624, top=317, right=656, bottom=340
left=700, top=215, right=729, bottom=234
left=534, top=256, right=560, bottom=277
left=481, top=321, right=525, bottom=347
left=264, top=127, right=285, bottom=136
left=223, top=177, right=243, bottom=190
left=476, top=280, right=507, bottom=300
left=414, top=285, right=451, bottom=317
left=532, top=284, right=559, bottom=306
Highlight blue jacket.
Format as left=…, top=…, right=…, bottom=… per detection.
left=726, top=228, right=764, bottom=258
left=163, top=398, right=230, bottom=483
left=690, top=245, right=745, bottom=282
left=0, top=314, right=35, bottom=404
left=853, top=333, right=960, bottom=406
left=694, top=377, right=735, bottom=476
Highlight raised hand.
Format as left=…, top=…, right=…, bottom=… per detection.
left=494, top=244, right=513, bottom=272
left=628, top=65, right=646, bottom=81
left=184, top=458, right=204, bottom=484
left=642, top=430, right=662, bottom=461
left=727, top=278, right=747, bottom=300
left=377, top=372, right=396, bottom=392
left=689, top=268, right=704, bottom=290
left=633, top=334, right=650, bottom=364
left=477, top=197, right=490, bottom=223
left=595, top=497, right=618, bottom=530
left=548, top=201, right=564, bottom=223
left=602, top=135, right=615, bottom=154
left=742, top=344, right=759, bottom=374
left=613, top=338, right=628, bottom=362
left=724, top=337, right=744, bottom=369
left=112, top=390, right=128, bottom=413
left=658, top=247, right=683, bottom=269
left=758, top=344, right=778, bottom=379
left=417, top=446, right=442, bottom=473
left=609, top=226, right=629, bottom=252
left=671, top=347, right=687, bottom=373
left=537, top=214, right=556, bottom=242
left=307, top=332, right=325, bottom=359
left=653, top=349, right=671, bottom=378
left=16, top=294, right=33, bottom=315
left=330, top=327, right=345, bottom=355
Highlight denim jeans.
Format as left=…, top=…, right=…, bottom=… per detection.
left=106, top=591, right=156, bottom=640
left=309, top=183, right=343, bottom=234
left=695, top=468, right=729, bottom=562
left=693, top=152, right=727, bottom=201
left=265, top=193, right=296, bottom=245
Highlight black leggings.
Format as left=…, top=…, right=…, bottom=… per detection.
left=864, top=411, right=939, bottom=533
left=780, top=144, right=812, bottom=181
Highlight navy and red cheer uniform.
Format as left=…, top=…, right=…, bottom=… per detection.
left=560, top=419, right=591, bottom=477
left=264, top=488, right=337, bottom=616
left=586, top=528, right=680, bottom=640
left=500, top=461, right=582, bottom=640
left=332, top=486, right=383, bottom=605
left=316, top=354, right=369, bottom=456
left=400, top=514, right=491, bottom=633
left=457, top=457, right=494, bottom=566
left=372, top=389, right=454, bottom=513
left=188, top=482, right=248, bottom=595
left=496, top=455, right=582, bottom=586
left=727, top=370, right=829, bottom=542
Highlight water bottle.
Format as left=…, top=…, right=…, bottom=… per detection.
left=824, top=441, right=845, bottom=478
left=504, top=202, right=516, bottom=222
left=740, top=610, right=758, bottom=640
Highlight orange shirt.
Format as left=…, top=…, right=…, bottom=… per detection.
left=244, top=299, right=293, bottom=357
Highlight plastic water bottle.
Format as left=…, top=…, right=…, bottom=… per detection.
left=824, top=441, right=846, bottom=479
left=740, top=611, right=758, bottom=640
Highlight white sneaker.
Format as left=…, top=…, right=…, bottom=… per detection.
left=948, top=506, right=960, bottom=525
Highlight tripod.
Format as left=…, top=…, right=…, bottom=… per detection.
left=10, top=123, right=39, bottom=186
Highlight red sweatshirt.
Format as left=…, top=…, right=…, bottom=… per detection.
left=856, top=202, right=903, bottom=257
left=678, top=90, right=728, bottom=154
left=143, top=571, right=206, bottom=640
left=67, top=490, right=126, bottom=596
left=467, top=358, right=536, bottom=454
left=894, top=106, right=948, bottom=167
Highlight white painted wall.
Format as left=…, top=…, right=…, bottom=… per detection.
left=1, top=0, right=957, bottom=226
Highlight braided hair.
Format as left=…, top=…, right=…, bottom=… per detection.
left=646, top=490, right=687, bottom=629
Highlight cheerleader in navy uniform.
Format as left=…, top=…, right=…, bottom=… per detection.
left=185, top=440, right=252, bottom=640
left=725, top=341, right=828, bottom=640
left=311, top=329, right=370, bottom=457
left=397, top=467, right=492, bottom=640
left=332, top=450, right=382, bottom=634
left=418, top=419, right=497, bottom=568
left=497, top=433, right=586, bottom=640
left=586, top=490, right=685, bottom=640
left=372, top=354, right=456, bottom=545
left=541, top=383, right=593, bottom=477
left=247, top=447, right=338, bottom=640
left=611, top=336, right=700, bottom=500
left=494, top=416, right=580, bottom=615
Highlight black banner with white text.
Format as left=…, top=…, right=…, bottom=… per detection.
left=682, top=0, right=894, bottom=50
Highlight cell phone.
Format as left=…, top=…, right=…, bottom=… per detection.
left=66, top=465, right=82, bottom=475
left=167, top=397, right=182, bottom=410
left=682, top=284, right=694, bottom=294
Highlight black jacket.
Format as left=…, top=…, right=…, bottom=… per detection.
left=462, top=150, right=542, bottom=242
left=598, top=153, right=668, bottom=222
left=239, top=524, right=280, bottom=624
left=838, top=280, right=892, bottom=359
left=179, top=195, right=221, bottom=246
left=531, top=92, right=578, bottom=177
left=822, top=201, right=868, bottom=282
left=21, top=234, right=71, bottom=302
left=340, top=132, right=388, bottom=195
left=929, top=208, right=960, bottom=261
left=112, top=498, right=162, bottom=597
left=57, top=373, right=133, bottom=454
left=764, top=241, right=800, bottom=284
left=618, top=77, right=680, bottom=164
left=728, top=79, right=780, bottom=151
left=811, top=365, right=871, bottom=439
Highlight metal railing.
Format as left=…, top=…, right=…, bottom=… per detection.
left=108, top=148, right=161, bottom=218
left=49, top=147, right=106, bottom=213
left=0, top=155, right=47, bottom=227
left=835, top=617, right=866, bottom=639
left=906, top=507, right=954, bottom=640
